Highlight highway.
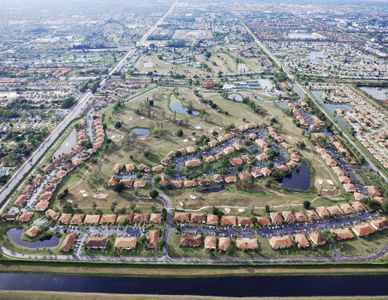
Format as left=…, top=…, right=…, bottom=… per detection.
left=242, top=22, right=388, bottom=183
left=137, top=0, right=178, bottom=47
left=0, top=0, right=178, bottom=211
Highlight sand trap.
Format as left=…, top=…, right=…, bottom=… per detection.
left=93, top=193, right=107, bottom=199
left=82, top=193, right=88, bottom=198
left=238, top=208, right=245, bottom=213
left=317, top=179, right=323, bottom=184
left=224, top=207, right=231, bottom=213
left=179, top=201, right=184, bottom=207
left=327, top=180, right=334, bottom=185
left=183, top=139, right=188, bottom=142
left=189, top=194, right=197, bottom=200
left=79, top=190, right=86, bottom=194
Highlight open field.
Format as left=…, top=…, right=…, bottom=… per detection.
left=134, top=44, right=266, bottom=78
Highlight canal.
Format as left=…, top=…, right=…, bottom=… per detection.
left=0, top=273, right=387, bottom=296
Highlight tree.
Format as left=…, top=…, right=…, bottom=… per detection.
left=265, top=205, right=270, bottom=214
left=176, top=129, right=184, bottom=137
left=162, top=207, right=167, bottom=221
left=303, top=200, right=311, bottom=209
left=149, top=189, right=159, bottom=199
left=114, top=121, right=122, bottom=129
left=61, top=97, right=75, bottom=109
left=382, top=201, right=388, bottom=214
left=113, top=182, right=124, bottom=193
left=63, top=203, right=74, bottom=213
left=297, top=141, right=306, bottom=150
left=368, top=200, right=381, bottom=211
left=58, top=188, right=69, bottom=201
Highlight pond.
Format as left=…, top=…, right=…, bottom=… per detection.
left=311, top=90, right=351, bottom=127
left=7, top=228, right=60, bottom=249
left=170, top=97, right=199, bottom=115
left=0, top=273, right=387, bottom=297
left=308, top=50, right=326, bottom=62
left=359, top=86, right=387, bottom=101
left=129, top=127, right=150, bottom=136
left=281, top=162, right=311, bottom=191
left=53, top=129, right=77, bottom=159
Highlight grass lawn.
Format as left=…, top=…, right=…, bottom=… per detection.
left=336, top=231, right=388, bottom=257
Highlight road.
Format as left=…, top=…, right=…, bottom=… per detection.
left=0, top=91, right=93, bottom=211
left=137, top=0, right=178, bottom=47
left=0, top=0, right=179, bottom=211
left=242, top=22, right=387, bottom=183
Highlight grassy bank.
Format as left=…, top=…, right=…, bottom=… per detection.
left=0, top=291, right=387, bottom=300
left=0, top=291, right=386, bottom=300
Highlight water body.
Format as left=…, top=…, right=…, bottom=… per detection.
left=288, top=32, right=324, bottom=39
left=0, top=91, right=18, bottom=99
left=308, top=50, right=327, bottom=62
left=311, top=90, right=351, bottom=127
left=282, top=162, right=311, bottom=191
left=199, top=185, right=224, bottom=193
left=170, top=98, right=199, bottom=115
left=129, top=127, right=150, bottom=136
left=359, top=87, right=387, bottom=101
left=7, top=228, right=60, bottom=249
left=0, top=273, right=387, bottom=297
left=53, top=129, right=77, bottom=158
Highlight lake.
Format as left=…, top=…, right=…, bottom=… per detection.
left=0, top=273, right=387, bottom=297
left=359, top=86, right=387, bottom=101
left=129, top=127, right=150, bottom=136
left=7, top=228, right=60, bottom=249
left=282, top=162, right=311, bottom=191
